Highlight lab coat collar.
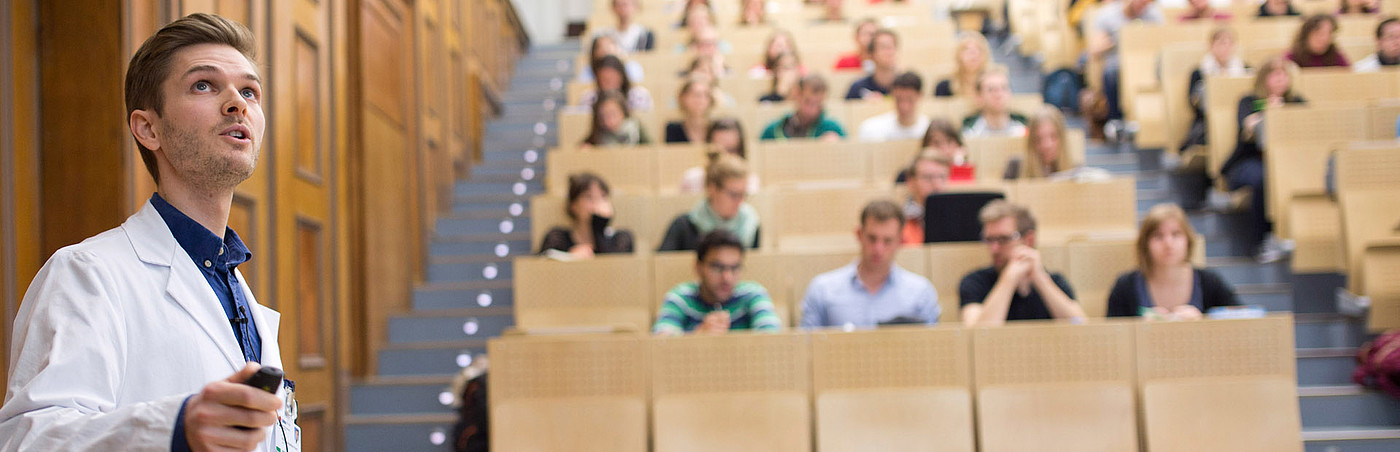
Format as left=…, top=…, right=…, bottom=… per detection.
left=123, top=202, right=247, bottom=371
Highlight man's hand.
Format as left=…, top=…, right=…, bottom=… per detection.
left=818, top=131, right=842, bottom=143
left=184, top=363, right=282, bottom=452
left=695, top=310, right=731, bottom=334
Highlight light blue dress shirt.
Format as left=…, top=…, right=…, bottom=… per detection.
left=799, top=262, right=940, bottom=329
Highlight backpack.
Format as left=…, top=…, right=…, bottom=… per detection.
left=1352, top=330, right=1400, bottom=400
left=1042, top=68, right=1083, bottom=113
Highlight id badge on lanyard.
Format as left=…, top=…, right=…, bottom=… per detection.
left=273, top=380, right=301, bottom=452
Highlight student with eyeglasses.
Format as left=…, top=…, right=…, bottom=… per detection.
left=658, top=154, right=761, bottom=251
left=653, top=230, right=781, bottom=335
left=958, top=201, right=1085, bottom=326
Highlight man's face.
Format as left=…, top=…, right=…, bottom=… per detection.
left=697, top=246, right=743, bottom=303
left=857, top=218, right=902, bottom=270
left=795, top=86, right=825, bottom=123
left=909, top=160, right=949, bottom=200
left=1379, top=23, right=1400, bottom=58
left=982, top=217, right=1029, bottom=270
left=979, top=74, right=1010, bottom=113
left=892, top=87, right=919, bottom=119
left=692, top=28, right=720, bottom=58
left=139, top=43, right=265, bottom=192
left=871, top=33, right=898, bottom=69
left=612, top=0, right=636, bottom=22
left=706, top=177, right=748, bottom=219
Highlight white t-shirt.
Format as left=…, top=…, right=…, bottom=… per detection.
left=858, top=112, right=931, bottom=142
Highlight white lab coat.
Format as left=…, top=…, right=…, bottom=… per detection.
left=0, top=202, right=297, bottom=452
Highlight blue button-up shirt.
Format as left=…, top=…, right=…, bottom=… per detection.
left=152, top=194, right=262, bottom=452
left=150, top=193, right=261, bottom=362
left=799, top=262, right=940, bottom=329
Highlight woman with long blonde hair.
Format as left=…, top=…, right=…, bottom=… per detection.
left=934, top=32, right=992, bottom=97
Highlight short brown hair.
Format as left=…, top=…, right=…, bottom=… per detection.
left=1136, top=203, right=1199, bottom=273
left=860, top=199, right=905, bottom=226
left=978, top=200, right=1036, bottom=233
left=125, top=13, right=258, bottom=184
left=796, top=74, right=829, bottom=95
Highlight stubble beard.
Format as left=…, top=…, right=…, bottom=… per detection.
left=161, top=121, right=258, bottom=194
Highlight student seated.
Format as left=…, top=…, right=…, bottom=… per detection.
left=681, top=26, right=730, bottom=76
left=961, top=69, right=1027, bottom=138
left=659, top=154, right=761, bottom=251
left=653, top=230, right=782, bottom=335
left=1222, top=57, right=1304, bottom=262
left=1287, top=15, right=1350, bottom=68
left=1259, top=0, right=1300, bottom=16
left=857, top=72, right=930, bottom=142
left=1107, top=204, right=1239, bottom=319
left=845, top=28, right=900, bottom=100
left=959, top=201, right=1084, bottom=326
left=833, top=18, right=878, bottom=70
left=665, top=79, right=715, bottom=143
left=759, top=74, right=847, bottom=141
left=817, top=0, right=846, bottom=22
left=747, top=29, right=802, bottom=79
left=590, top=0, right=655, bottom=53
left=921, top=119, right=975, bottom=181
left=1354, top=17, right=1400, bottom=71
left=577, top=55, right=654, bottom=111
left=539, top=173, right=636, bottom=257
left=758, top=51, right=801, bottom=103
left=579, top=91, right=651, bottom=149
left=576, top=34, right=645, bottom=83
left=799, top=200, right=941, bottom=329
left=935, top=33, right=992, bottom=98
left=900, top=152, right=952, bottom=245
left=738, top=0, right=768, bottom=26
left=1020, top=107, right=1081, bottom=179
left=1087, top=0, right=1164, bottom=120
left=1183, top=27, right=1247, bottom=150
left=679, top=118, right=760, bottom=194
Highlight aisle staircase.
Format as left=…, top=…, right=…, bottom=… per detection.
left=339, top=38, right=1400, bottom=451
left=341, top=41, right=575, bottom=451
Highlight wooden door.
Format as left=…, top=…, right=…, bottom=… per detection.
left=267, top=0, right=344, bottom=450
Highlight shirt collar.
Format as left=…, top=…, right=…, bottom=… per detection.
left=150, top=193, right=251, bottom=269
left=846, top=262, right=899, bottom=291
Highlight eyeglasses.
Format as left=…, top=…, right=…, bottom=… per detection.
left=981, top=231, right=1023, bottom=245
left=717, top=187, right=747, bottom=201
left=704, top=262, right=743, bottom=274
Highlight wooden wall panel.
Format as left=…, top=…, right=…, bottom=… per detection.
left=299, top=406, right=326, bottom=452
left=38, top=0, right=128, bottom=257
left=356, top=0, right=419, bottom=387
left=296, top=219, right=326, bottom=365
left=2, top=0, right=43, bottom=388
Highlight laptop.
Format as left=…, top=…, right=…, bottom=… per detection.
left=923, top=192, right=1005, bottom=243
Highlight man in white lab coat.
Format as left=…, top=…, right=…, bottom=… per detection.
left=0, top=13, right=296, bottom=452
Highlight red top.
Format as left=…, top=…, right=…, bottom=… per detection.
left=834, top=54, right=863, bottom=70
left=950, top=163, right=976, bottom=181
